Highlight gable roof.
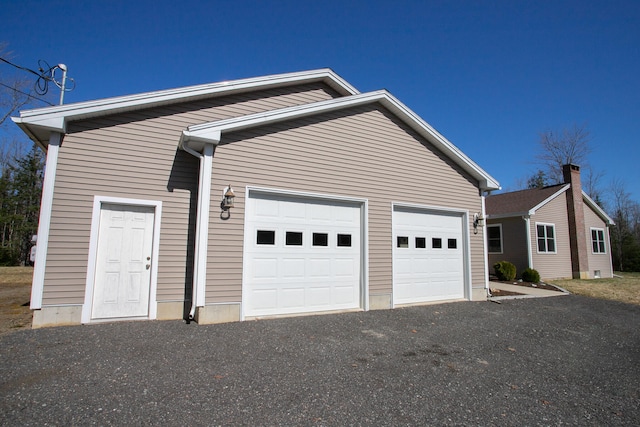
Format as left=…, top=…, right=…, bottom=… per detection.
left=486, top=185, right=568, bottom=217
left=486, top=184, right=614, bottom=224
left=12, top=69, right=359, bottom=149
left=12, top=68, right=500, bottom=191
left=180, top=89, right=501, bottom=191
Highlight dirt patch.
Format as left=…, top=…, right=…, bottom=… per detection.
left=489, top=288, right=524, bottom=297
left=0, top=266, right=33, bottom=335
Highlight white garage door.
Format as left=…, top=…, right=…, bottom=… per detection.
left=244, top=193, right=362, bottom=318
left=393, top=207, right=466, bottom=305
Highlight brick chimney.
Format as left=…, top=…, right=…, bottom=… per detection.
left=563, top=164, right=589, bottom=279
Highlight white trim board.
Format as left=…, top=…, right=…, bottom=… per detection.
left=12, top=69, right=359, bottom=147
left=30, top=132, right=61, bottom=309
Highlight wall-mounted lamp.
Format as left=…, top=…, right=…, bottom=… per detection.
left=220, top=185, right=235, bottom=219
left=473, top=212, right=484, bottom=234
left=222, top=185, right=235, bottom=209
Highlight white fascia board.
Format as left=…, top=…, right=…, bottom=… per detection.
left=184, top=90, right=500, bottom=192
left=583, top=191, right=614, bottom=225
left=185, top=91, right=386, bottom=136
left=375, top=92, right=500, bottom=191
left=13, top=69, right=359, bottom=145
left=529, top=185, right=570, bottom=214
left=486, top=212, right=530, bottom=220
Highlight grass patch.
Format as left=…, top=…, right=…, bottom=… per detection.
left=0, top=266, right=34, bottom=286
left=0, top=266, right=34, bottom=335
left=551, top=272, right=640, bottom=306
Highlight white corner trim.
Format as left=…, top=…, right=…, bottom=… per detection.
left=481, top=195, right=489, bottom=292
left=529, top=184, right=570, bottom=214
left=524, top=216, right=533, bottom=268
left=30, top=132, right=61, bottom=310
left=81, top=196, right=163, bottom=324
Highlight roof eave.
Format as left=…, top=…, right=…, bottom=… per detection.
left=582, top=191, right=615, bottom=225
left=184, top=90, right=500, bottom=191
left=13, top=68, right=359, bottom=148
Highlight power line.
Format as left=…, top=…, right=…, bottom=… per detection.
left=0, top=81, right=54, bottom=106
left=0, top=56, right=75, bottom=102
left=0, top=56, right=42, bottom=77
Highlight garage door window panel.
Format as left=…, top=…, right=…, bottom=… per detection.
left=448, top=238, right=457, bottom=249
left=397, top=236, right=409, bottom=248
left=286, top=231, right=303, bottom=246
left=313, top=232, right=328, bottom=247
left=432, top=238, right=442, bottom=249
left=337, top=234, right=352, bottom=247
left=257, top=230, right=275, bottom=245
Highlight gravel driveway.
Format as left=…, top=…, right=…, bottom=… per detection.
left=1, top=295, right=638, bottom=426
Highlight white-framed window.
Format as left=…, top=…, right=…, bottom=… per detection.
left=591, top=228, right=606, bottom=254
left=536, top=223, right=556, bottom=253
left=487, top=224, right=503, bottom=254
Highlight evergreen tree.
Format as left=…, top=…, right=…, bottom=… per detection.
left=0, top=144, right=43, bottom=265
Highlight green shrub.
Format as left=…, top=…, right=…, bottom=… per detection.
left=494, top=261, right=516, bottom=281
left=521, top=268, right=541, bottom=283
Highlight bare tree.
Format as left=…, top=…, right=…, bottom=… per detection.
left=583, top=165, right=605, bottom=206
left=0, top=43, right=34, bottom=127
left=537, top=123, right=591, bottom=183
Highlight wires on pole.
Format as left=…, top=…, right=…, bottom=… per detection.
left=0, top=57, right=76, bottom=105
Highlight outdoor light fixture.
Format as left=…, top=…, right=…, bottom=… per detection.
left=473, top=212, right=484, bottom=234
left=222, top=185, right=235, bottom=209
left=220, top=185, right=236, bottom=220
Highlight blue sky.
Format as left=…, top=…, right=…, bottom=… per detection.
left=1, top=0, right=638, bottom=204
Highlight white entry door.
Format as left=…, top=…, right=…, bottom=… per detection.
left=244, top=193, right=362, bottom=318
left=92, top=204, right=155, bottom=320
left=393, top=207, right=466, bottom=305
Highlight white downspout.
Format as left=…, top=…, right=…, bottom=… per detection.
left=182, top=140, right=215, bottom=321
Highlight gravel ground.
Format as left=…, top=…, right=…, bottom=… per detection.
left=1, top=295, right=638, bottom=426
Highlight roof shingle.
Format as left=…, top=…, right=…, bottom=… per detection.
left=486, top=184, right=567, bottom=216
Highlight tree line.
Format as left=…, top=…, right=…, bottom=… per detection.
left=0, top=144, right=42, bottom=265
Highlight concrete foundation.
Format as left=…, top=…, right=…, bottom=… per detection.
left=369, top=294, right=392, bottom=310
left=196, top=303, right=241, bottom=324
left=471, top=287, right=489, bottom=301
left=156, top=301, right=185, bottom=320
left=32, top=305, right=82, bottom=328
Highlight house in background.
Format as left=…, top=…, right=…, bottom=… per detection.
left=486, top=164, right=614, bottom=280
left=13, top=69, right=500, bottom=328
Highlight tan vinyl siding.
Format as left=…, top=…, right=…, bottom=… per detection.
left=42, top=83, right=342, bottom=306
left=584, top=206, right=613, bottom=278
left=487, top=217, right=529, bottom=277
left=206, top=105, right=485, bottom=303
left=530, top=194, right=572, bottom=280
